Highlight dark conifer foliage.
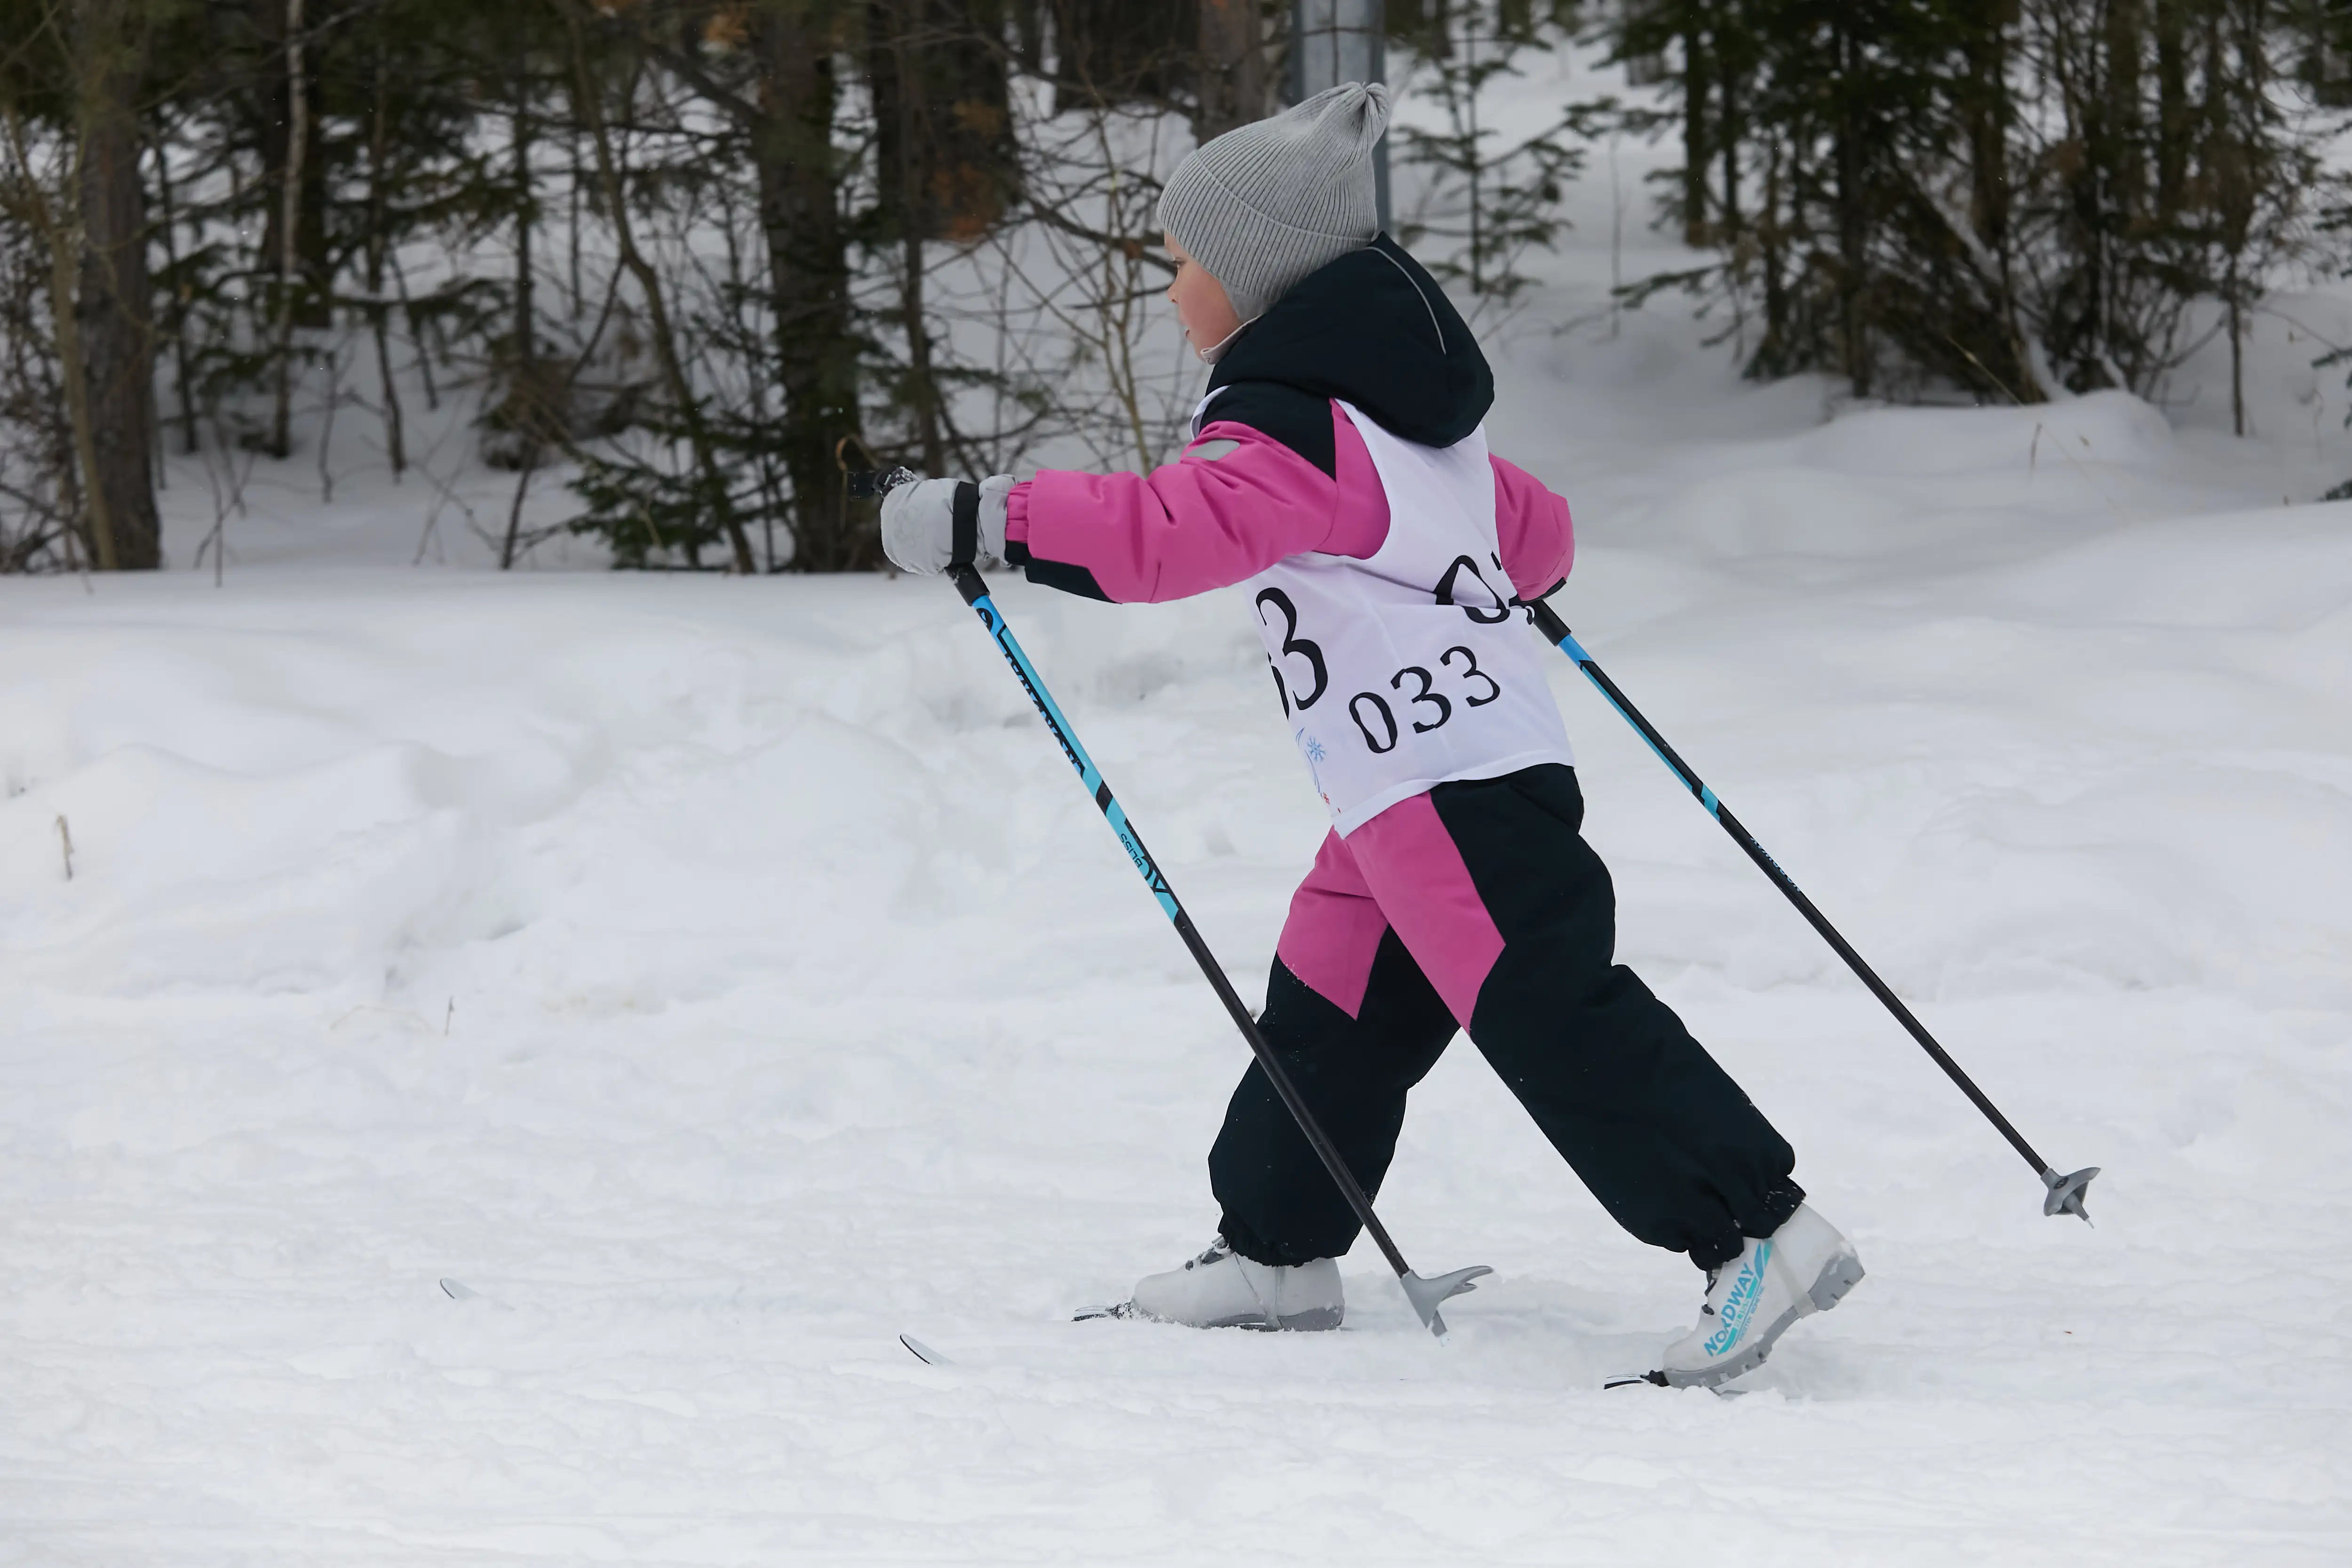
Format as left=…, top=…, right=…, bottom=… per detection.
left=1046, top=0, right=1199, bottom=107
left=2, top=0, right=2345, bottom=572
left=2, top=0, right=1283, bottom=571
left=1613, top=1, right=2344, bottom=409
left=1389, top=1, right=1596, bottom=312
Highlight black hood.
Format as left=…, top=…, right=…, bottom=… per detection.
left=1207, top=235, right=1492, bottom=448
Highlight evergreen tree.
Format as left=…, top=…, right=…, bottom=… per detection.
left=1609, top=0, right=2343, bottom=405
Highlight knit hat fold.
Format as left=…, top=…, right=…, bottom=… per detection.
left=1156, top=82, right=1391, bottom=324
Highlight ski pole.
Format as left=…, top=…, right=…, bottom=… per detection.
left=856, top=470, right=1491, bottom=1337
left=1527, top=596, right=2099, bottom=1224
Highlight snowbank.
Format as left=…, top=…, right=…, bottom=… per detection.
left=5, top=449, right=2350, bottom=1560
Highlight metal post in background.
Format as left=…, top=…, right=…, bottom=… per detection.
left=1290, top=0, right=1391, bottom=233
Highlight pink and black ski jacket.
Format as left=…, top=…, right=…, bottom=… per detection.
left=1001, top=238, right=1581, bottom=1036
left=1001, top=236, right=1571, bottom=616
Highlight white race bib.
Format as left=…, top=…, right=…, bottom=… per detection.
left=1240, top=399, right=1573, bottom=834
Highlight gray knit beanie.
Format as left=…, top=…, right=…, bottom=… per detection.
left=1157, top=82, right=1391, bottom=324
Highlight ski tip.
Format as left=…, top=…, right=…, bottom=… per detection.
left=1072, top=1301, right=1139, bottom=1322
left=899, top=1334, right=951, bottom=1367
left=1602, top=1369, right=1670, bottom=1391
left=437, top=1276, right=514, bottom=1312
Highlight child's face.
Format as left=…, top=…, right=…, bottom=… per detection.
left=1165, top=233, right=1243, bottom=357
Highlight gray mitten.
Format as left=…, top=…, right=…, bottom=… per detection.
left=880, top=474, right=1014, bottom=574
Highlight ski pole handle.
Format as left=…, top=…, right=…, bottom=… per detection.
left=846, top=466, right=921, bottom=500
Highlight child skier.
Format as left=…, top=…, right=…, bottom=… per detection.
left=881, top=83, right=1864, bottom=1387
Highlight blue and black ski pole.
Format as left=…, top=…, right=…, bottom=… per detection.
left=855, top=469, right=1491, bottom=1338
left=1526, top=596, right=2098, bottom=1223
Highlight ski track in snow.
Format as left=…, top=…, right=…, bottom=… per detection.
left=10, top=94, right=2352, bottom=1568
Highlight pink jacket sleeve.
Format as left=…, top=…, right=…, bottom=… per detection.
left=1003, top=407, right=1570, bottom=605
left=1005, top=406, right=1388, bottom=603
left=1491, top=454, right=1573, bottom=601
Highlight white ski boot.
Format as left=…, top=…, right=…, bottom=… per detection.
left=1128, top=1237, right=1344, bottom=1330
left=1659, top=1204, right=1864, bottom=1388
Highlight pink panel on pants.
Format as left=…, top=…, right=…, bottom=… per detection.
left=1274, top=829, right=1389, bottom=1020
left=1349, top=793, right=1508, bottom=1027
left=1273, top=792, right=1507, bottom=1028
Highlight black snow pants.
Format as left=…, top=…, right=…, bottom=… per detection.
left=1211, top=764, right=1801, bottom=1272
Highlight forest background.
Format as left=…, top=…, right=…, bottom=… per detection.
left=5, top=0, right=2352, bottom=578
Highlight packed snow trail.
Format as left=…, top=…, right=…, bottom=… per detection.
left=6, top=385, right=2352, bottom=1562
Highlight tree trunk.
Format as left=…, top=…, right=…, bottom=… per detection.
left=868, top=0, right=941, bottom=472
left=1052, top=0, right=1192, bottom=108
left=75, top=0, right=161, bottom=569
left=1196, top=0, right=1266, bottom=142
left=890, top=24, right=944, bottom=474
left=365, top=32, right=405, bottom=478
left=252, top=0, right=328, bottom=326
left=511, top=71, right=537, bottom=444
left=2153, top=0, right=2187, bottom=221
left=754, top=0, right=869, bottom=571
left=1716, top=25, right=1740, bottom=239
left=29, top=115, right=109, bottom=570
left=1963, top=5, right=2010, bottom=260
left=1756, top=131, right=1786, bottom=371
left=867, top=0, right=1017, bottom=240
left=2086, top=0, right=2145, bottom=377
left=499, top=74, right=541, bottom=571
left=2103, top=0, right=2146, bottom=220
left=1680, top=3, right=1709, bottom=246
left=1963, top=0, right=2039, bottom=399
left=149, top=118, right=200, bottom=455
left=567, top=25, right=755, bottom=574
left=2227, top=254, right=2243, bottom=438
left=1832, top=14, right=1868, bottom=397
left=267, top=0, right=307, bottom=458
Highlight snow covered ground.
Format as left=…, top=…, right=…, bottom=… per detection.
left=8, top=64, right=2352, bottom=1568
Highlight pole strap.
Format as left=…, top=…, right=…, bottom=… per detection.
left=949, top=481, right=980, bottom=568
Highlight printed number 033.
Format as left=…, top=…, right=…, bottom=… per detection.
left=1349, top=646, right=1500, bottom=754
left=1254, top=579, right=1512, bottom=754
